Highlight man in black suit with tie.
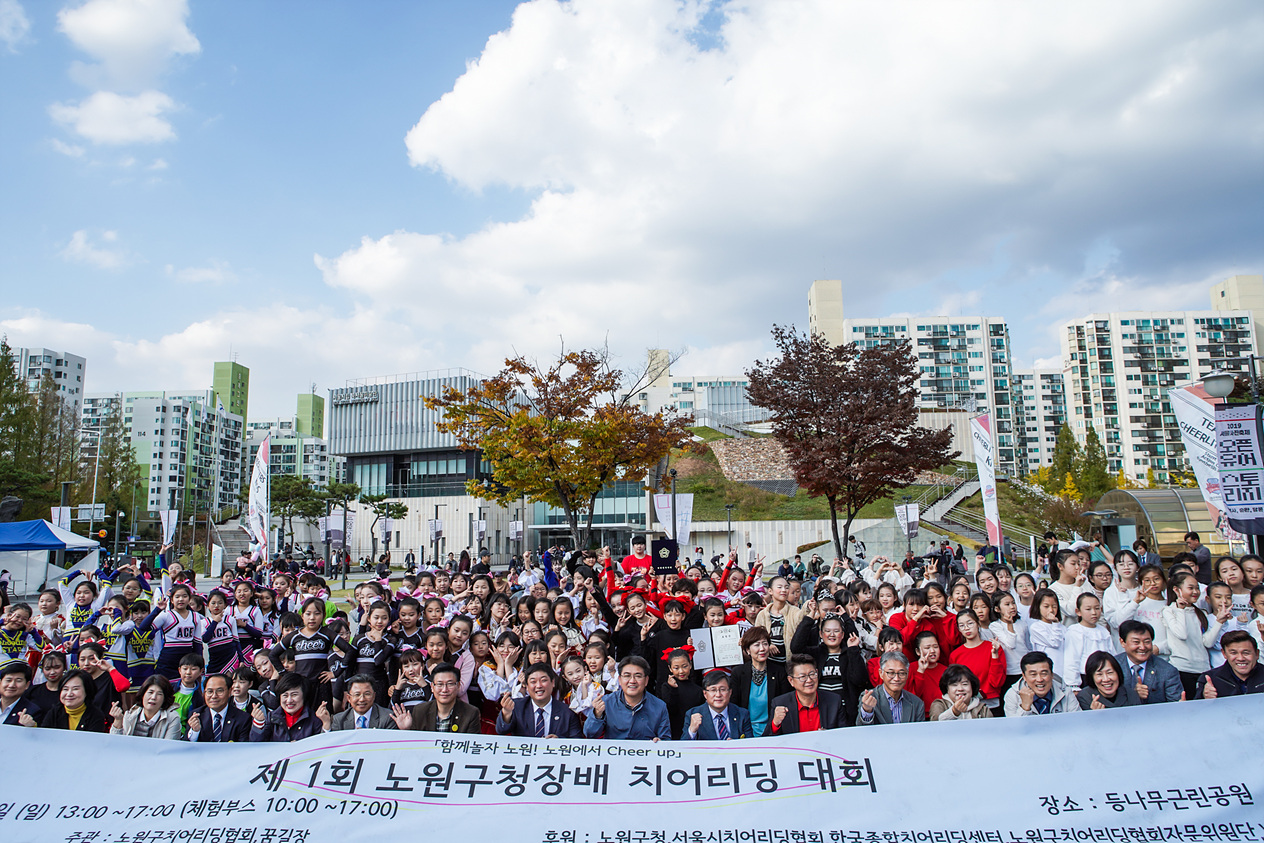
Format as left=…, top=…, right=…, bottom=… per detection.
left=186, top=673, right=250, bottom=742
left=496, top=663, right=582, bottom=738
left=681, top=670, right=753, bottom=740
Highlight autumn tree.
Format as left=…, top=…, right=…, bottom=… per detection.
left=1076, top=426, right=1113, bottom=502
left=746, top=327, right=958, bottom=559
left=426, top=346, right=693, bottom=549
left=1046, top=424, right=1081, bottom=495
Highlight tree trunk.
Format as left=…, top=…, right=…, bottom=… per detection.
left=827, top=495, right=843, bottom=559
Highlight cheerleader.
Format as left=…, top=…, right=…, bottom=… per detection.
left=0, top=603, right=40, bottom=670
left=278, top=598, right=347, bottom=709
left=58, top=570, right=113, bottom=657
left=345, top=601, right=394, bottom=703
left=228, top=580, right=264, bottom=662
left=137, top=585, right=206, bottom=681
left=202, top=590, right=250, bottom=676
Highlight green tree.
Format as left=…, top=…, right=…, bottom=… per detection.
left=360, top=493, right=408, bottom=560
left=1076, top=426, right=1112, bottom=502
left=1047, top=424, right=1081, bottom=495
left=272, top=475, right=318, bottom=546
left=425, top=346, right=692, bottom=549
left=322, top=481, right=361, bottom=553
left=0, top=337, right=51, bottom=516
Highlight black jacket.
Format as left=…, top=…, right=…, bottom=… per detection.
left=249, top=706, right=325, bottom=742
left=190, top=702, right=252, bottom=742
left=790, top=617, right=868, bottom=725
left=729, top=661, right=789, bottom=733
left=40, top=703, right=109, bottom=732
left=2, top=697, right=41, bottom=726
left=1196, top=662, right=1264, bottom=698
left=768, top=689, right=845, bottom=734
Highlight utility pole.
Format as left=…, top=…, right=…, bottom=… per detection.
left=669, top=469, right=678, bottom=543
left=724, top=503, right=735, bottom=556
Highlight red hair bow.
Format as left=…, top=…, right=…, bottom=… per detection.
left=662, top=645, right=696, bottom=661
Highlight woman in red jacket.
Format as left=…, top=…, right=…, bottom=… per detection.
left=949, top=609, right=1007, bottom=715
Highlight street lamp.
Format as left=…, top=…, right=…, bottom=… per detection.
left=902, top=494, right=913, bottom=557
left=668, top=468, right=678, bottom=543
left=433, top=503, right=447, bottom=571
left=724, top=503, right=735, bottom=556
left=113, top=511, right=124, bottom=562
left=1201, top=371, right=1236, bottom=401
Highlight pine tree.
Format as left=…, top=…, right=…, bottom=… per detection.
left=1049, top=424, right=1081, bottom=495
left=1077, top=426, right=1112, bottom=501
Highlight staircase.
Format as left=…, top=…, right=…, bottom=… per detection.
left=211, top=519, right=254, bottom=562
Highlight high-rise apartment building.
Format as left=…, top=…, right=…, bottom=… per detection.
left=1059, top=298, right=1258, bottom=482
left=807, top=279, right=845, bottom=347
left=245, top=394, right=336, bottom=490
left=212, top=361, right=250, bottom=427
left=1013, top=369, right=1068, bottom=474
left=13, top=347, right=87, bottom=417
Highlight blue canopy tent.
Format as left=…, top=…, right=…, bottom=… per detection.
left=0, top=520, right=99, bottom=598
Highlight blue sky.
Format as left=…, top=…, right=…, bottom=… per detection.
left=2, top=0, right=1262, bottom=420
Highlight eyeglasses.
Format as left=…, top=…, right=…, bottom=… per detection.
left=881, top=670, right=909, bottom=678
left=792, top=671, right=818, bottom=681
left=620, top=673, right=647, bottom=681
left=431, top=681, right=459, bottom=689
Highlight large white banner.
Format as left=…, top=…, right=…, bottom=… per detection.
left=0, top=698, right=1258, bottom=843
left=653, top=492, right=694, bottom=546
left=247, top=436, right=271, bottom=558
left=49, top=506, right=71, bottom=531
left=895, top=503, right=920, bottom=538
left=969, top=414, right=1002, bottom=547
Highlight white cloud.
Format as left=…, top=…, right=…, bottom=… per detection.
left=148, top=157, right=167, bottom=170
left=57, top=0, right=199, bottom=90
left=60, top=229, right=132, bottom=269
left=164, top=260, right=236, bottom=284
left=51, top=138, right=85, bottom=157
left=49, top=90, right=176, bottom=144
left=318, top=0, right=1263, bottom=374
left=0, top=0, right=30, bottom=52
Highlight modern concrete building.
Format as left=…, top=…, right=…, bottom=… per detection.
left=807, top=279, right=845, bottom=347
left=13, top=347, right=87, bottom=417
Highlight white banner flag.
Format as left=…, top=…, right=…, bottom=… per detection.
left=653, top=493, right=694, bottom=546
left=509, top=520, right=524, bottom=541
left=895, top=503, right=920, bottom=538
left=158, top=509, right=179, bottom=544
left=246, top=435, right=270, bottom=558
left=429, top=519, right=444, bottom=543
left=1, top=698, right=1260, bottom=842
left=1216, top=403, right=1264, bottom=534
left=381, top=517, right=393, bottom=544
left=50, top=506, right=71, bottom=531
left=1170, top=384, right=1244, bottom=548
left=969, top=414, right=1002, bottom=547
left=477, top=519, right=487, bottom=542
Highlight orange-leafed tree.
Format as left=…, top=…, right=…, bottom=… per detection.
left=425, top=346, right=693, bottom=549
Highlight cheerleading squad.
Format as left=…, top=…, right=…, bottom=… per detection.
left=1, top=535, right=1262, bottom=742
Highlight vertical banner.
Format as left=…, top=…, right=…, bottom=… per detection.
left=50, top=507, right=71, bottom=531
left=652, top=493, right=695, bottom=546
left=1215, top=403, right=1264, bottom=534
left=894, top=503, right=920, bottom=538
left=246, top=435, right=270, bottom=559
left=380, top=517, right=393, bottom=544
left=158, top=509, right=179, bottom=544
left=477, top=519, right=487, bottom=542
left=428, top=519, right=444, bottom=543
left=1170, top=384, right=1246, bottom=550
left=969, top=414, right=1003, bottom=548
left=509, top=520, right=524, bottom=542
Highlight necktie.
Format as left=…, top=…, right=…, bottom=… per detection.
left=212, top=713, right=223, bottom=742
left=1132, top=664, right=1144, bottom=684
left=1033, top=695, right=1051, bottom=715
left=715, top=712, right=729, bottom=740
left=357, top=714, right=368, bottom=730
left=535, top=708, right=546, bottom=738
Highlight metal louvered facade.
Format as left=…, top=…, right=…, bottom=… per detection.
left=328, top=370, right=483, bottom=456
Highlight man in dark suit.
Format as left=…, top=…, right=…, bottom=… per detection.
left=1114, top=620, right=1185, bottom=704
left=681, top=670, right=754, bottom=740
left=400, top=664, right=481, bottom=734
left=497, top=663, right=581, bottom=738
left=769, top=654, right=845, bottom=734
left=330, top=675, right=399, bottom=731
left=0, top=662, right=41, bottom=726
left=186, top=674, right=250, bottom=742
left=858, top=651, right=926, bottom=725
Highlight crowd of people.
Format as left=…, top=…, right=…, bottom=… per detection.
left=1, top=530, right=1262, bottom=743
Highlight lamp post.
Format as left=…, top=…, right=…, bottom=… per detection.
left=668, top=468, right=678, bottom=544
left=902, top=494, right=913, bottom=557
left=1201, top=370, right=1251, bottom=554
left=113, top=510, right=123, bottom=562
left=724, top=503, right=735, bottom=556
left=433, top=503, right=447, bottom=572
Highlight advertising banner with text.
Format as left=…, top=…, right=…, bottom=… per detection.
left=0, top=697, right=1259, bottom=843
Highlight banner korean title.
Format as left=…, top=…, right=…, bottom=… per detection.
left=1, top=696, right=1258, bottom=843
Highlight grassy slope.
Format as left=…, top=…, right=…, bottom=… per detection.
left=953, top=480, right=1046, bottom=536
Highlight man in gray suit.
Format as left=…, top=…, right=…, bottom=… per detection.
left=1114, top=620, right=1185, bottom=704
left=330, top=675, right=399, bottom=731
left=858, top=652, right=926, bottom=725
